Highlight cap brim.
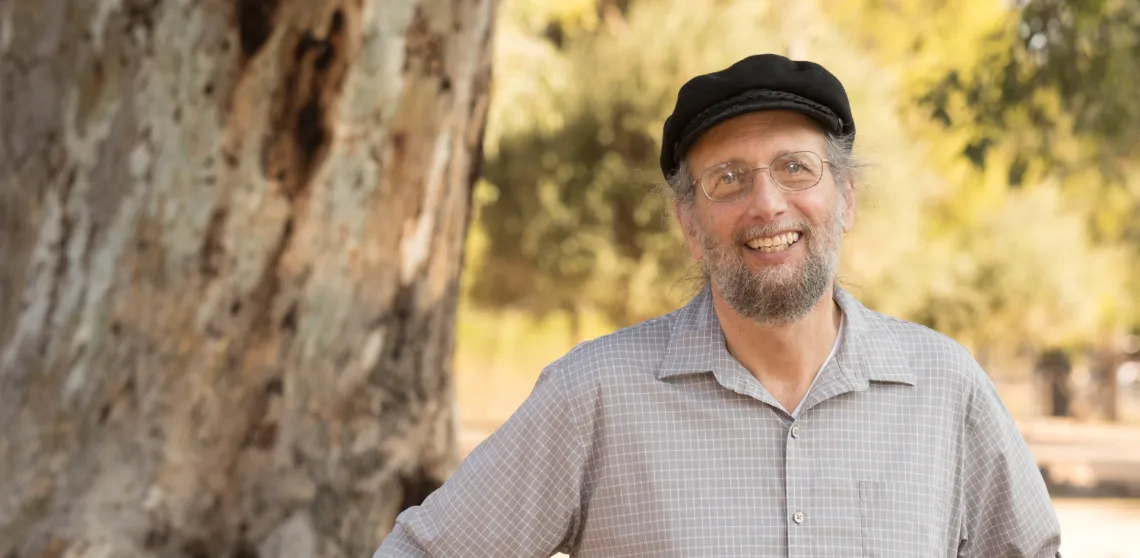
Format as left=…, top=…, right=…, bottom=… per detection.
left=674, top=89, right=844, bottom=165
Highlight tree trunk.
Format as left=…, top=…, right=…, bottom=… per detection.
left=1037, top=349, right=1073, bottom=418
left=1097, top=350, right=1119, bottom=422
left=0, top=1, right=495, bottom=556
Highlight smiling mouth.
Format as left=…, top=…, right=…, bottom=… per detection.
left=744, top=231, right=802, bottom=253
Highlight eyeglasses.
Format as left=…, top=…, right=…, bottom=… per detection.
left=697, top=151, right=831, bottom=202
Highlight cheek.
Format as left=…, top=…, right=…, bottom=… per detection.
left=796, top=191, right=842, bottom=225
left=703, top=205, right=744, bottom=240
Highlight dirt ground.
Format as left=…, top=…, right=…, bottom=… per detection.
left=1053, top=498, right=1140, bottom=558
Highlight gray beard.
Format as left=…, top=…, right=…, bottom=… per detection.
left=698, top=212, right=843, bottom=326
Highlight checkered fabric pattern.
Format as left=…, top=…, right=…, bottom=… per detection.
left=374, top=286, right=1062, bottom=557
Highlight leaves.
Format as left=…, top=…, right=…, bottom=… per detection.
left=463, top=0, right=1140, bottom=359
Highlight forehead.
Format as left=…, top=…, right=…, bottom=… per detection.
left=687, top=110, right=827, bottom=167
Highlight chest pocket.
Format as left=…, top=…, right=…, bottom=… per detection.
left=859, top=480, right=936, bottom=557
left=805, top=478, right=864, bottom=557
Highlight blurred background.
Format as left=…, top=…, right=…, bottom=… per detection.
left=456, top=0, right=1140, bottom=556
left=2, top=0, right=1139, bottom=556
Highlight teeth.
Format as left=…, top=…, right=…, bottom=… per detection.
left=746, top=231, right=800, bottom=251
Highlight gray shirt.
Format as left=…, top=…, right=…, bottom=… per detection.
left=374, top=286, right=1062, bottom=557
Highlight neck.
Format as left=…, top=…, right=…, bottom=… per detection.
left=712, top=283, right=843, bottom=391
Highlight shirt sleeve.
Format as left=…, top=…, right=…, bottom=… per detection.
left=372, top=361, right=587, bottom=558
left=958, top=366, right=1063, bottom=558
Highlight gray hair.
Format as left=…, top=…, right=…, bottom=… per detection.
left=660, top=132, right=865, bottom=207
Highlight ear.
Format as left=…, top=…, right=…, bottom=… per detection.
left=674, top=199, right=704, bottom=261
left=840, top=179, right=856, bottom=233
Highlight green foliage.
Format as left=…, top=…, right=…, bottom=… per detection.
left=830, top=0, right=1140, bottom=353
left=470, top=0, right=801, bottom=325
left=920, top=0, right=1140, bottom=170
left=462, top=0, right=1140, bottom=364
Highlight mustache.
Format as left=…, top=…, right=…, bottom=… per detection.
left=732, top=220, right=813, bottom=244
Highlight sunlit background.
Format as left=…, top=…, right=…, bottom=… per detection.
left=452, top=1, right=1140, bottom=556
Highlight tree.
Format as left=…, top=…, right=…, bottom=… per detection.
left=468, top=0, right=881, bottom=328
left=0, top=0, right=495, bottom=556
left=830, top=0, right=1140, bottom=416
left=912, top=0, right=1140, bottom=326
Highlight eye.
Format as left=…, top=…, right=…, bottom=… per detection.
left=719, top=170, right=740, bottom=185
left=783, top=161, right=804, bottom=174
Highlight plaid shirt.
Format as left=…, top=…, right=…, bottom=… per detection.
left=375, top=286, right=1062, bottom=557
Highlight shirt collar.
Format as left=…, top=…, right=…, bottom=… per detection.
left=656, top=285, right=916, bottom=387
left=832, top=287, right=916, bottom=387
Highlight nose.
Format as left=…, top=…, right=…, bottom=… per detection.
left=745, top=169, right=788, bottom=220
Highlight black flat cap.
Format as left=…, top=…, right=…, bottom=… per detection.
left=660, top=53, right=855, bottom=179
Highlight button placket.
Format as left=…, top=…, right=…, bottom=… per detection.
left=786, top=419, right=807, bottom=558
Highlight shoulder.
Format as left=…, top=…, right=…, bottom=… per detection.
left=843, top=291, right=992, bottom=395
left=861, top=308, right=1005, bottom=425
left=531, top=297, right=699, bottom=411
left=546, top=309, right=678, bottom=387
left=526, top=309, right=680, bottom=441
left=838, top=288, right=981, bottom=381
left=869, top=311, right=982, bottom=375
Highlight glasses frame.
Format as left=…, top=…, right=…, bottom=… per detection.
left=697, top=151, right=833, bottom=203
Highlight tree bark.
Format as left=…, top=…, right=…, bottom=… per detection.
left=0, top=0, right=495, bottom=556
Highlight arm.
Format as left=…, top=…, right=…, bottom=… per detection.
left=958, top=368, right=1062, bottom=558
left=373, top=362, right=587, bottom=558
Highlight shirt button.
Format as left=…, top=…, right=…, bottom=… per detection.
left=790, top=425, right=801, bottom=438
left=793, top=511, right=805, bottom=524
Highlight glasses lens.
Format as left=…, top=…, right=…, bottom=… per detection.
left=771, top=152, right=823, bottom=190
left=701, top=162, right=753, bottom=201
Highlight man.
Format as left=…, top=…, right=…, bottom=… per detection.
left=374, top=54, right=1062, bottom=557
